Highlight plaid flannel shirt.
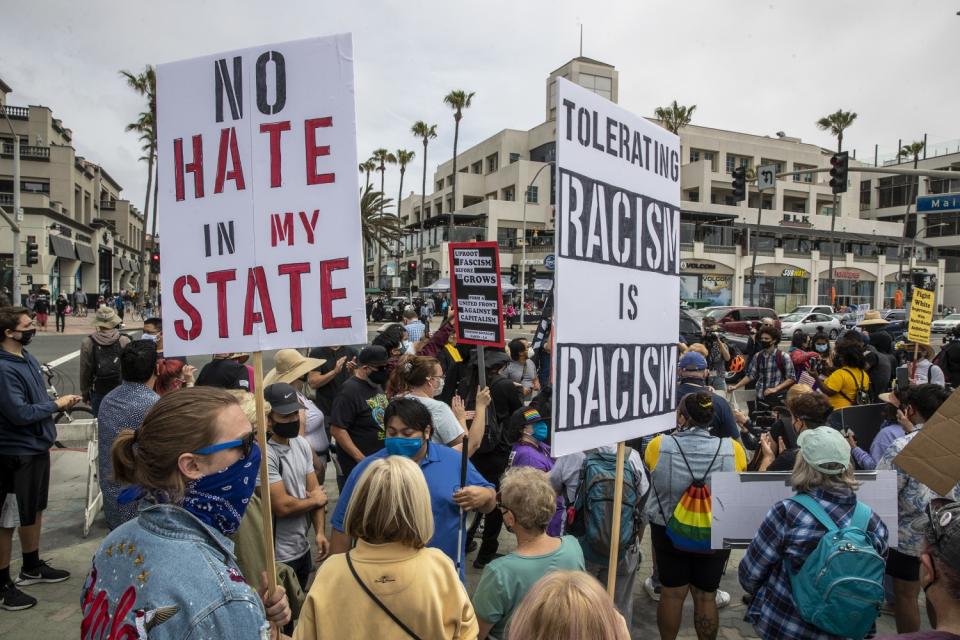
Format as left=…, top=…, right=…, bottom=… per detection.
left=738, top=488, right=888, bottom=640
left=746, top=348, right=795, bottom=397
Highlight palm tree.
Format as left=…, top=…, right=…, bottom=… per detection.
left=899, top=140, right=927, bottom=274
left=654, top=100, right=696, bottom=135
left=411, top=121, right=437, bottom=287
left=371, top=149, right=396, bottom=289
left=359, top=185, right=399, bottom=254
left=120, top=65, right=156, bottom=296
left=443, top=90, right=475, bottom=241
left=815, top=109, right=858, bottom=305
left=394, top=149, right=416, bottom=290
left=358, top=159, right=377, bottom=191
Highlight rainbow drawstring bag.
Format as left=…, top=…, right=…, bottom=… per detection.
left=662, top=437, right=722, bottom=554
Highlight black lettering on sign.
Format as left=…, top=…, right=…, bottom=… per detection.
left=203, top=221, right=236, bottom=257
left=555, top=342, right=678, bottom=432
left=215, top=57, right=243, bottom=123
left=256, top=51, right=287, bottom=116
left=556, top=168, right=679, bottom=276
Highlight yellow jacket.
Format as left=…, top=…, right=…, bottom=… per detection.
left=293, top=540, right=479, bottom=640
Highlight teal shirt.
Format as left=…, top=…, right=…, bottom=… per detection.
left=472, top=535, right=586, bottom=638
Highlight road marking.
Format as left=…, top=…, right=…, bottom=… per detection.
left=48, top=350, right=81, bottom=368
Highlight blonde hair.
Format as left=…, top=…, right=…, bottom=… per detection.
left=790, top=454, right=860, bottom=493
left=786, top=383, right=813, bottom=403
left=344, top=456, right=434, bottom=548
left=687, top=343, right=709, bottom=358
left=500, top=466, right=557, bottom=532
left=507, top=571, right=630, bottom=640
left=225, top=389, right=271, bottom=425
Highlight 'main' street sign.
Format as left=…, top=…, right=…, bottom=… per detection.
left=917, top=193, right=960, bottom=213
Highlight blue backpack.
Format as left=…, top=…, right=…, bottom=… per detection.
left=568, top=449, right=642, bottom=561
left=787, top=494, right=885, bottom=640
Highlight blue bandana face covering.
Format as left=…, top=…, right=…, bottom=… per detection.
left=531, top=421, right=549, bottom=442
left=384, top=436, right=425, bottom=458
left=181, top=443, right=261, bottom=535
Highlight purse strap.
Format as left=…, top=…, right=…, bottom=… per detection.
left=346, top=552, right=423, bottom=640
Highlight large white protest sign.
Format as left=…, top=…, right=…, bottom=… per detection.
left=552, top=78, right=681, bottom=456
left=710, top=471, right=899, bottom=549
left=157, top=34, right=366, bottom=357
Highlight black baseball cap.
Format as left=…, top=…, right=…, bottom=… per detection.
left=358, top=345, right=390, bottom=367
left=263, top=382, right=301, bottom=415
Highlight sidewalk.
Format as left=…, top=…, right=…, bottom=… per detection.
left=32, top=312, right=143, bottom=338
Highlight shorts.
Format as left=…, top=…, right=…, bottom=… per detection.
left=886, top=548, right=920, bottom=581
left=0, top=452, right=51, bottom=527
left=35, top=312, right=48, bottom=324
left=651, top=523, right=730, bottom=592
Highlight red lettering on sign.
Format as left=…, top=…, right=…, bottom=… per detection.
left=305, top=117, right=335, bottom=185
left=279, top=262, right=311, bottom=332
left=243, top=266, right=278, bottom=335
left=213, top=127, right=246, bottom=194
left=270, top=212, right=294, bottom=247
left=206, top=269, right=237, bottom=338
left=259, top=121, right=291, bottom=188
left=173, top=275, right=202, bottom=340
left=299, top=210, right=320, bottom=244
left=320, top=257, right=351, bottom=329
left=173, top=135, right=204, bottom=201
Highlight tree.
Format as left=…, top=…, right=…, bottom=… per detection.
left=654, top=100, right=696, bottom=134
left=394, top=149, right=416, bottom=289
left=443, top=90, right=475, bottom=241
left=371, top=149, right=396, bottom=288
left=358, top=159, right=377, bottom=191
left=815, top=109, right=858, bottom=306
left=120, top=65, right=156, bottom=296
left=411, top=121, right=437, bottom=287
left=899, top=140, right=926, bottom=167
left=359, top=185, right=399, bottom=254
left=900, top=140, right=927, bottom=267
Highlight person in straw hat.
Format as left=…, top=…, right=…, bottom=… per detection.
left=264, top=349, right=330, bottom=481
left=79, top=305, right=130, bottom=415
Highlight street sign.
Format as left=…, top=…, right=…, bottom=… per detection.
left=917, top=193, right=960, bottom=213
left=543, top=254, right=555, bottom=271
left=757, top=164, right=777, bottom=191
left=521, top=258, right=540, bottom=265
left=392, top=276, right=401, bottom=288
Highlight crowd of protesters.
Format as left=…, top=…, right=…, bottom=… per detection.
left=2, top=300, right=960, bottom=639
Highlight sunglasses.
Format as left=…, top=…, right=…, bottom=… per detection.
left=192, top=430, right=256, bottom=457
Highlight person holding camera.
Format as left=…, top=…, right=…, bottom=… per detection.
left=701, top=317, right=732, bottom=391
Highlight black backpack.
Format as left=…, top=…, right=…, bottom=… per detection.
left=92, top=340, right=123, bottom=394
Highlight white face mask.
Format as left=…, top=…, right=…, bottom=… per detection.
left=432, top=377, right=444, bottom=397
left=527, top=347, right=535, bottom=359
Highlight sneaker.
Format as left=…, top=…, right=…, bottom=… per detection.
left=466, top=540, right=478, bottom=554
left=472, top=553, right=504, bottom=569
left=17, top=560, right=70, bottom=586
left=715, top=589, right=731, bottom=609
left=643, top=576, right=661, bottom=602
left=0, top=582, right=37, bottom=611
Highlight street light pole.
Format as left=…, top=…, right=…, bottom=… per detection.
left=1, top=108, right=21, bottom=304
left=519, top=161, right=553, bottom=328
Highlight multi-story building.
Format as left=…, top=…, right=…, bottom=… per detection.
left=377, top=57, right=947, bottom=313
left=0, top=76, right=145, bottom=303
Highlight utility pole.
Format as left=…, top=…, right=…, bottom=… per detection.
left=520, top=161, right=553, bottom=327
left=1, top=108, right=21, bottom=304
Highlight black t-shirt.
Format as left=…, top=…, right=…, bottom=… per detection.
left=34, top=296, right=49, bottom=313
left=195, top=359, right=249, bottom=390
left=307, top=345, right=357, bottom=416
left=329, top=376, right=388, bottom=478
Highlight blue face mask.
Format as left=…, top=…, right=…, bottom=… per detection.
left=384, top=436, right=425, bottom=458
left=180, top=443, right=261, bottom=535
left=531, top=421, right=549, bottom=442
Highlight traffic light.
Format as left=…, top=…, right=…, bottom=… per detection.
left=731, top=167, right=746, bottom=202
left=510, top=264, right=519, bottom=285
left=150, top=250, right=161, bottom=273
left=527, top=266, right=536, bottom=289
left=407, top=260, right=417, bottom=278
left=25, top=237, right=39, bottom=266
left=829, top=151, right=849, bottom=194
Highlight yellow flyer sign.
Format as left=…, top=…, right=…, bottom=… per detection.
left=908, top=288, right=935, bottom=344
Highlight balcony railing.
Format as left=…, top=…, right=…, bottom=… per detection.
left=100, top=200, right=116, bottom=210
left=1, top=143, right=50, bottom=160
left=0, top=105, right=29, bottom=120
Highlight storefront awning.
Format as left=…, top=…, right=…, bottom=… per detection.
left=534, top=278, right=554, bottom=292
left=112, top=257, right=123, bottom=271
left=421, top=278, right=449, bottom=292
left=49, top=234, right=77, bottom=259
left=120, top=257, right=132, bottom=271
left=76, top=243, right=96, bottom=264
left=129, top=259, right=140, bottom=273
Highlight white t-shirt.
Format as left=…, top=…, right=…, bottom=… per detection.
left=404, top=394, right=465, bottom=445
left=298, top=392, right=328, bottom=454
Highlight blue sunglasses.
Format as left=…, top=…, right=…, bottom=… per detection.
left=192, top=431, right=256, bottom=457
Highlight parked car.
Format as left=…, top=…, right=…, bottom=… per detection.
left=680, top=308, right=703, bottom=345
left=701, top=306, right=780, bottom=336
left=780, top=312, right=842, bottom=339
left=783, top=305, right=834, bottom=318
left=932, top=314, right=960, bottom=335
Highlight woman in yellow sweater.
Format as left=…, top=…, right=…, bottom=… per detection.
left=293, top=455, right=478, bottom=640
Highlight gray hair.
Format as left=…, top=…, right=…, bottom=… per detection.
left=790, top=455, right=860, bottom=493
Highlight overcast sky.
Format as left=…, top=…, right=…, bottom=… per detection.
left=2, top=0, right=958, bottom=230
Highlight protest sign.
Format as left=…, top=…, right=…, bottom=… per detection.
left=157, top=34, right=367, bottom=358
left=710, top=471, right=899, bottom=549
left=530, top=284, right=554, bottom=353
left=895, top=386, right=960, bottom=495
left=552, top=77, right=681, bottom=457
left=908, top=287, right=935, bottom=344
left=830, top=403, right=887, bottom=453
left=448, top=241, right=504, bottom=347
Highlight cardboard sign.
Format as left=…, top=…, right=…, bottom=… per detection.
left=710, top=471, right=899, bottom=549
left=551, top=78, right=681, bottom=456
left=895, top=386, right=960, bottom=495
left=156, top=35, right=367, bottom=357
left=908, top=287, right=935, bottom=344
left=448, top=241, right=504, bottom=347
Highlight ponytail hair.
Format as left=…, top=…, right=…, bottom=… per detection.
left=385, top=355, right=439, bottom=398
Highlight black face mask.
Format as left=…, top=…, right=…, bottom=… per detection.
left=271, top=419, right=300, bottom=439
left=10, top=329, right=36, bottom=346
left=368, top=368, right=389, bottom=386
left=760, top=340, right=774, bottom=349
